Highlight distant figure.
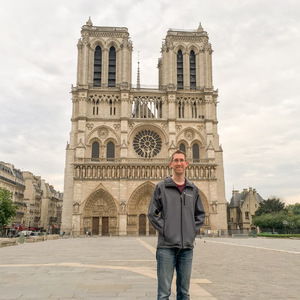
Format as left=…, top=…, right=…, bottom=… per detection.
left=148, top=150, right=206, bottom=300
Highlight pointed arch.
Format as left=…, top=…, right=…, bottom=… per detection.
left=93, top=45, right=102, bottom=87
left=190, top=50, right=196, bottom=90
left=92, top=141, right=100, bottom=160
left=82, top=188, right=119, bottom=236
left=197, top=189, right=210, bottom=228
left=177, top=49, right=184, bottom=89
left=127, top=182, right=156, bottom=235
left=108, top=46, right=116, bottom=87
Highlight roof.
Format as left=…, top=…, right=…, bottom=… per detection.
left=228, top=189, right=264, bottom=208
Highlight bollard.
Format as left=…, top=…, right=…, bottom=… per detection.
left=19, top=233, right=25, bottom=244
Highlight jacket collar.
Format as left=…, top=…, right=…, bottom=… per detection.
left=164, top=175, right=193, bottom=188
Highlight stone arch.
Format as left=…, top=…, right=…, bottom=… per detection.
left=173, top=44, right=187, bottom=54
left=82, top=188, right=119, bottom=236
left=86, top=125, right=120, bottom=146
left=177, top=126, right=205, bottom=146
left=186, top=43, right=201, bottom=55
left=127, top=181, right=156, bottom=236
left=90, top=38, right=106, bottom=51
left=105, top=39, right=122, bottom=52
left=198, top=189, right=210, bottom=230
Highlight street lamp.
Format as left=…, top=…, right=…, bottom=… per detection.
left=283, top=220, right=288, bottom=234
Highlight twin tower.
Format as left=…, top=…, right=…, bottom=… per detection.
left=61, top=18, right=227, bottom=236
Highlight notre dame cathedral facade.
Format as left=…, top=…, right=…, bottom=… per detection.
left=61, top=18, right=227, bottom=236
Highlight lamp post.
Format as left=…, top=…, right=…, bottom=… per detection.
left=283, top=220, right=288, bottom=234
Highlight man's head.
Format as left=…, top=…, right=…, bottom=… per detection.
left=170, top=150, right=189, bottom=176
left=170, top=149, right=187, bottom=162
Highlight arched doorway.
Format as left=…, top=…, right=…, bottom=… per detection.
left=128, top=182, right=156, bottom=236
left=82, top=189, right=118, bottom=236
left=198, top=189, right=210, bottom=232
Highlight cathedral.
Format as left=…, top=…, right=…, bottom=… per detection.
left=61, top=18, right=228, bottom=236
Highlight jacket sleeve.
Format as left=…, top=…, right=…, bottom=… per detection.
left=194, top=192, right=206, bottom=231
left=147, top=185, right=164, bottom=235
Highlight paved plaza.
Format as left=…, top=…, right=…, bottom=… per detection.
left=0, top=236, right=299, bottom=299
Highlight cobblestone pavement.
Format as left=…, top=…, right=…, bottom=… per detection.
left=0, top=236, right=299, bottom=299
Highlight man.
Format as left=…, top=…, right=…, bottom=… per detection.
left=148, top=150, right=206, bottom=300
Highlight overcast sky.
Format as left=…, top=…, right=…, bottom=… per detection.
left=0, top=0, right=299, bottom=204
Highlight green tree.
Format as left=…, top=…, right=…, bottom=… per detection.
left=0, top=187, right=18, bottom=235
left=255, top=197, right=285, bottom=216
left=286, top=203, right=300, bottom=215
left=253, top=211, right=287, bottom=232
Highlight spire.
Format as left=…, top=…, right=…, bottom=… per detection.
left=197, top=22, right=203, bottom=32
left=86, top=17, right=93, bottom=26
left=137, top=51, right=141, bottom=89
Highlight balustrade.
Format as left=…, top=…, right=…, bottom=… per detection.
left=74, top=163, right=216, bottom=180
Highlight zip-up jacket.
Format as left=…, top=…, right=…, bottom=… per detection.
left=148, top=176, right=206, bottom=249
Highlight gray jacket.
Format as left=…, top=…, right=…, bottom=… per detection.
left=148, top=176, right=206, bottom=249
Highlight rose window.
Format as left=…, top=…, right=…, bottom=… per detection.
left=133, top=130, right=162, bottom=158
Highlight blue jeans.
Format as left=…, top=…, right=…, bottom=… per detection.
left=156, top=248, right=193, bottom=300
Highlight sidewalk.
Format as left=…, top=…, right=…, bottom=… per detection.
left=0, top=236, right=299, bottom=299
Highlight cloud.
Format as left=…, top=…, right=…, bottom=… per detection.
left=0, top=0, right=299, bottom=204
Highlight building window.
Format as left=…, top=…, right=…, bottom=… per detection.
left=191, top=101, right=197, bottom=118
left=93, top=46, right=102, bottom=87
left=108, top=46, right=116, bottom=87
left=190, top=50, right=196, bottom=90
left=92, top=142, right=99, bottom=160
left=178, top=100, right=185, bottom=118
left=133, top=130, right=162, bottom=158
left=192, top=144, right=200, bottom=162
left=107, top=142, right=115, bottom=161
left=93, top=100, right=99, bottom=115
left=179, top=143, right=186, bottom=154
left=109, top=100, right=116, bottom=116
left=245, top=212, right=249, bottom=220
left=177, top=50, right=183, bottom=89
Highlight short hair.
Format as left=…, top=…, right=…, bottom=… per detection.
left=171, top=149, right=187, bottom=161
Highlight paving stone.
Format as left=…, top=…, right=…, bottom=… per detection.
left=0, top=236, right=299, bottom=299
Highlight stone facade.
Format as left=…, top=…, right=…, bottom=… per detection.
left=0, top=162, right=26, bottom=226
left=227, top=187, right=264, bottom=231
left=0, top=163, right=62, bottom=233
left=61, top=19, right=228, bottom=237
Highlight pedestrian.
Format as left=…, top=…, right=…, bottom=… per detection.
left=148, top=149, right=206, bottom=300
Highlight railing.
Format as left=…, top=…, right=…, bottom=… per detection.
left=74, top=157, right=210, bottom=164
left=73, top=163, right=216, bottom=181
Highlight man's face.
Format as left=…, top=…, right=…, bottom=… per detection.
left=170, top=153, right=189, bottom=175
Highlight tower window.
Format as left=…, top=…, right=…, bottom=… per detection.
left=93, top=46, right=102, bottom=87
left=179, top=143, right=186, bottom=154
left=108, top=46, right=116, bottom=87
left=109, top=100, right=116, bottom=116
left=107, top=142, right=115, bottom=161
left=93, top=100, right=99, bottom=115
left=190, top=50, right=196, bottom=90
left=92, top=141, right=100, bottom=160
left=178, top=100, right=184, bottom=118
left=192, top=101, right=197, bottom=118
left=177, top=50, right=183, bottom=90
left=192, top=143, right=200, bottom=162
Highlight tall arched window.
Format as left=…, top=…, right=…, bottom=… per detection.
left=107, top=142, right=115, bottom=161
left=178, top=100, right=185, bottom=118
left=179, top=143, right=186, bottom=154
left=190, top=50, right=196, bottom=90
left=192, top=101, right=197, bottom=118
left=92, top=141, right=100, bottom=160
left=177, top=50, right=183, bottom=89
left=192, top=143, right=200, bottom=162
left=108, top=46, right=116, bottom=87
left=93, top=46, right=102, bottom=87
